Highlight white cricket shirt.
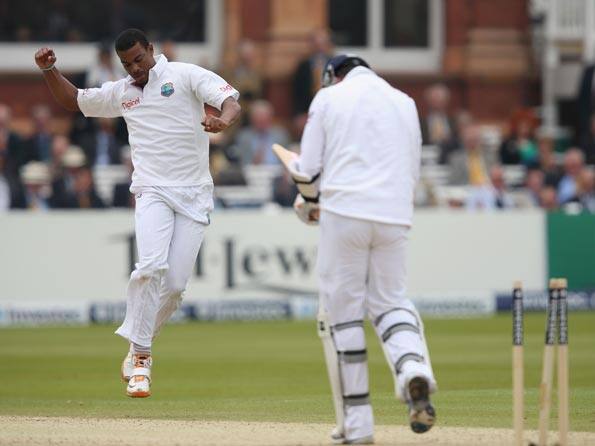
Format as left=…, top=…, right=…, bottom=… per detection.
left=77, top=55, right=239, bottom=188
left=298, top=66, right=421, bottom=226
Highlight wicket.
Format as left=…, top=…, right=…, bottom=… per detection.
left=512, top=278, right=569, bottom=446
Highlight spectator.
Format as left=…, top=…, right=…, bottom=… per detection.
left=524, top=168, right=545, bottom=207
left=557, top=148, right=585, bottom=204
left=231, top=100, right=290, bottom=166
left=50, top=143, right=86, bottom=208
left=271, top=145, right=300, bottom=207
left=536, top=131, right=562, bottom=187
left=540, top=186, right=559, bottom=211
left=0, top=104, right=26, bottom=175
left=24, top=104, right=53, bottom=162
left=499, top=109, right=539, bottom=166
left=68, top=166, right=106, bottom=209
left=566, top=167, right=595, bottom=213
left=466, top=165, right=514, bottom=211
left=221, top=39, right=263, bottom=124
left=578, top=112, right=595, bottom=165
left=20, top=161, right=52, bottom=210
left=291, top=29, right=334, bottom=117
left=272, top=169, right=298, bottom=208
left=112, top=146, right=134, bottom=208
left=85, top=43, right=124, bottom=87
left=421, top=83, right=459, bottom=164
left=448, top=126, right=496, bottom=186
left=80, top=118, right=123, bottom=166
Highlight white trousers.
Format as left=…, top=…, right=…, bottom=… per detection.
left=318, top=210, right=436, bottom=440
left=115, top=185, right=212, bottom=348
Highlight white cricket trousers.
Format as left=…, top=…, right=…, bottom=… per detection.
left=318, top=210, right=436, bottom=441
left=115, top=185, right=212, bottom=348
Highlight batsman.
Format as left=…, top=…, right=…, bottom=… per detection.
left=275, top=54, right=437, bottom=444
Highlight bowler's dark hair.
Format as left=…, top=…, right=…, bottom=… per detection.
left=115, top=29, right=149, bottom=52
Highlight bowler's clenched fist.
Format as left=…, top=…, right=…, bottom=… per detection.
left=35, top=47, right=56, bottom=70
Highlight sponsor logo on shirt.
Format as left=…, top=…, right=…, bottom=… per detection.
left=122, top=97, right=141, bottom=110
left=161, top=82, right=175, bottom=97
left=219, top=84, right=233, bottom=93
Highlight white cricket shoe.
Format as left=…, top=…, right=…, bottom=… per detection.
left=331, top=427, right=374, bottom=444
left=121, top=346, right=133, bottom=382
left=407, top=376, right=436, bottom=433
left=126, top=354, right=152, bottom=398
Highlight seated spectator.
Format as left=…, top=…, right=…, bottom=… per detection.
left=466, top=165, right=514, bottom=210
left=0, top=104, right=26, bottom=175
left=566, top=167, right=595, bottom=213
left=20, top=161, right=52, bottom=210
left=540, top=186, right=559, bottom=211
left=448, top=125, right=496, bottom=186
left=50, top=144, right=86, bottom=208
left=209, top=133, right=246, bottom=186
left=557, top=148, right=585, bottom=204
left=523, top=168, right=545, bottom=207
left=421, top=83, right=459, bottom=164
left=231, top=100, right=290, bottom=166
left=536, top=131, right=562, bottom=186
left=68, top=166, right=106, bottom=209
left=499, top=109, right=539, bottom=166
left=112, top=146, right=134, bottom=208
left=578, top=112, right=595, bottom=165
left=85, top=43, right=124, bottom=87
left=80, top=118, right=123, bottom=166
left=272, top=169, right=298, bottom=208
left=25, top=105, right=53, bottom=162
left=271, top=145, right=300, bottom=207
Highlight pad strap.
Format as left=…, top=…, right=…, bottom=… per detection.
left=343, top=393, right=370, bottom=407
left=395, top=353, right=424, bottom=375
left=381, top=322, right=420, bottom=342
left=338, top=349, right=368, bottom=363
left=333, top=320, right=364, bottom=332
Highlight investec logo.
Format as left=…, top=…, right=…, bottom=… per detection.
left=126, top=236, right=317, bottom=292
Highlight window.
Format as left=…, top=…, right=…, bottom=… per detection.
left=328, top=0, right=444, bottom=72
left=0, top=0, right=222, bottom=72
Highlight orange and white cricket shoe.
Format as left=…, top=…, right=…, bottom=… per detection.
left=126, top=354, right=152, bottom=398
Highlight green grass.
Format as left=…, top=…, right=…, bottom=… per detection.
left=0, top=313, right=593, bottom=431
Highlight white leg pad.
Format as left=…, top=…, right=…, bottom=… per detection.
left=374, top=307, right=436, bottom=401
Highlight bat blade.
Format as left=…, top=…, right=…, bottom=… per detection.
left=272, top=143, right=297, bottom=172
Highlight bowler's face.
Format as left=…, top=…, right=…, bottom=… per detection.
left=117, top=42, right=155, bottom=87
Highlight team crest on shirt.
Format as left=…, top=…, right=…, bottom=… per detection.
left=161, top=82, right=175, bottom=97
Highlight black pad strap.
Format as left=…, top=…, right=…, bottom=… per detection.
left=382, top=322, right=420, bottom=342
left=395, top=353, right=424, bottom=375
left=343, top=393, right=370, bottom=406
left=333, top=320, right=364, bottom=332
left=338, top=349, right=367, bottom=363
left=374, top=307, right=419, bottom=327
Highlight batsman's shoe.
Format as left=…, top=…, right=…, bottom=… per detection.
left=331, top=428, right=374, bottom=445
left=120, top=347, right=133, bottom=382
left=407, top=376, right=436, bottom=434
left=126, top=354, right=152, bottom=398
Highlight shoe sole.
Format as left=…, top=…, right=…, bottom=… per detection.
left=127, top=390, right=151, bottom=398
left=408, top=377, right=435, bottom=434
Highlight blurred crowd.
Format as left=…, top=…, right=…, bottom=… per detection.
left=1, top=31, right=594, bottom=213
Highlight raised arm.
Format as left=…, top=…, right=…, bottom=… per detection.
left=34, top=47, right=80, bottom=112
